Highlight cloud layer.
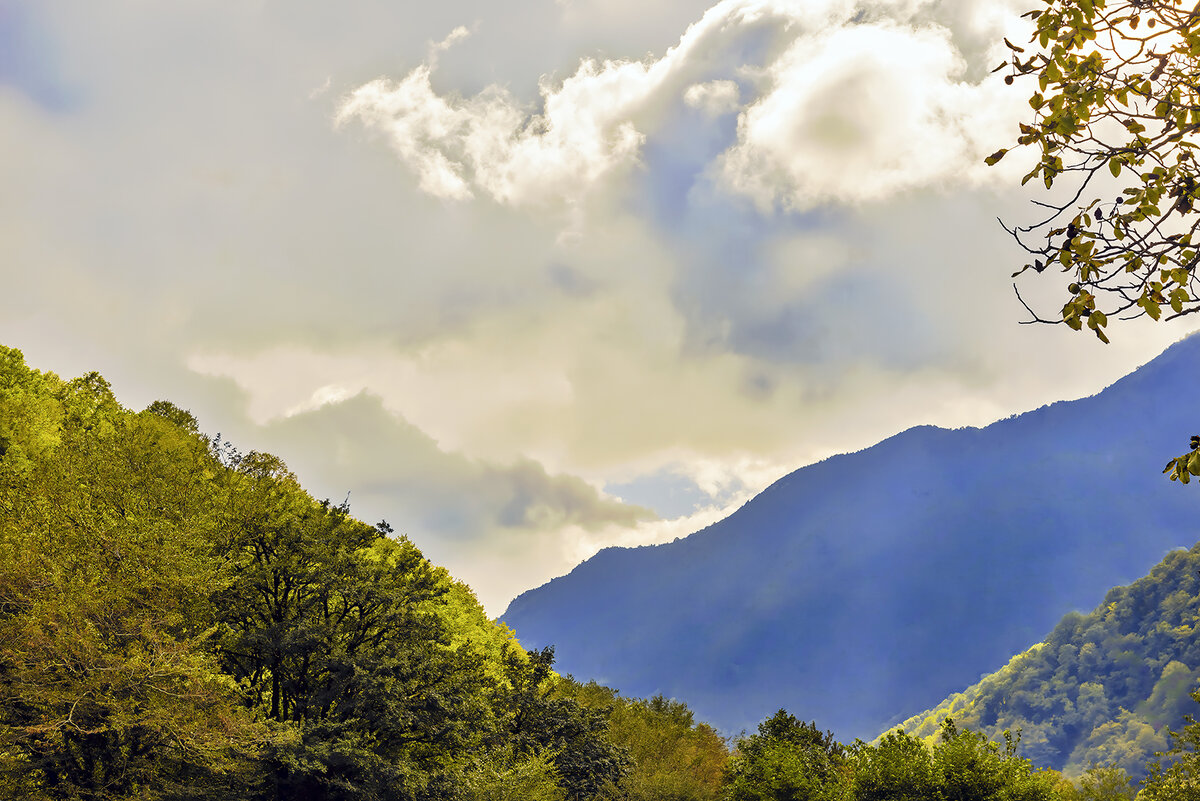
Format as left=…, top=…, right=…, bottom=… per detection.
left=3, top=0, right=1196, bottom=613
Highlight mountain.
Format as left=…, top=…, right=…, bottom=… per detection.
left=896, top=542, right=1200, bottom=780
left=501, top=334, right=1200, bottom=741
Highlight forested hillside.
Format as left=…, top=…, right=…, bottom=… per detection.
left=0, top=345, right=726, bottom=801
left=897, top=543, right=1200, bottom=780
left=502, top=333, right=1200, bottom=740
left=8, top=342, right=1200, bottom=801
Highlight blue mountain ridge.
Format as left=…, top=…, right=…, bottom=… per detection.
left=500, top=333, right=1200, bottom=742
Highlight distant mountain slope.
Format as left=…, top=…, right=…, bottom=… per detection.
left=501, top=334, right=1200, bottom=741
left=897, top=543, right=1200, bottom=780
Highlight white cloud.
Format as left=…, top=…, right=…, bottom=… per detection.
left=684, top=79, right=740, bottom=115
left=718, top=21, right=1022, bottom=210
left=336, top=58, right=649, bottom=206
left=338, top=0, right=1032, bottom=212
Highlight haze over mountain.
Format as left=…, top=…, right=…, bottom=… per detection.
left=501, top=334, right=1200, bottom=741
left=898, top=541, right=1200, bottom=780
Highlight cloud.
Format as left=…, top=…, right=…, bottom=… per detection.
left=721, top=23, right=975, bottom=209
left=246, top=391, right=654, bottom=613
left=338, top=0, right=1031, bottom=212
left=684, top=79, right=740, bottom=115
left=336, top=59, right=648, bottom=205
left=7, top=0, right=1200, bottom=620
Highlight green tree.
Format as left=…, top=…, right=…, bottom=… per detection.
left=990, top=0, right=1200, bottom=344
left=213, top=452, right=490, bottom=800
left=850, top=722, right=1058, bottom=801
left=850, top=730, right=936, bottom=801
left=1139, top=691, right=1200, bottom=801
left=933, top=721, right=1057, bottom=801
left=722, top=711, right=847, bottom=801
left=494, top=647, right=631, bottom=801
left=0, top=350, right=267, bottom=799
left=594, top=692, right=728, bottom=801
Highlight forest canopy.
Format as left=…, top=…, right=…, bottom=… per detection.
left=0, top=344, right=721, bottom=801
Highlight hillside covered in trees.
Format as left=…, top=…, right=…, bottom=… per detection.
left=0, top=345, right=727, bottom=801
left=8, top=342, right=1200, bottom=801
left=898, top=543, right=1200, bottom=780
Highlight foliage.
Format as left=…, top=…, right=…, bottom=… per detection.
left=896, top=545, right=1200, bottom=780
left=853, top=722, right=1058, bottom=801
left=7, top=341, right=1184, bottom=801
left=0, top=348, right=268, bottom=799
left=992, top=0, right=1200, bottom=343
left=850, top=729, right=936, bottom=801
left=595, top=692, right=728, bottom=801
left=721, top=711, right=848, bottom=801
left=462, top=746, right=566, bottom=801
left=213, top=453, right=496, bottom=800
left=1139, top=690, right=1200, bottom=800
left=549, top=683, right=727, bottom=801
left=494, top=647, right=632, bottom=801
left=0, top=344, right=610, bottom=801
left=1075, top=764, right=1136, bottom=800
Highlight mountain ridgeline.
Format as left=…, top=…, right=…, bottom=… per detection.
left=501, top=333, right=1200, bottom=741
left=897, top=542, right=1200, bottom=780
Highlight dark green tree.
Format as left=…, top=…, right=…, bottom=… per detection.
left=494, top=647, right=631, bottom=801
left=213, top=452, right=490, bottom=801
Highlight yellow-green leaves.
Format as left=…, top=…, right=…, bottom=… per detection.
left=1164, top=437, right=1200, bottom=483
left=999, top=0, right=1200, bottom=340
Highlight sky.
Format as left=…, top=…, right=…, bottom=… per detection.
left=3, top=0, right=1197, bottom=616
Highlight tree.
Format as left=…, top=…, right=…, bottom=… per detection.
left=1139, top=690, right=1200, bottom=800
left=212, top=452, right=491, bottom=801
left=932, top=721, right=1058, bottom=801
left=0, top=351, right=267, bottom=800
left=990, top=0, right=1200, bottom=343
left=990, top=0, right=1200, bottom=482
left=850, top=730, right=936, bottom=801
left=850, top=722, right=1058, bottom=801
left=593, top=692, right=728, bottom=801
left=1076, top=764, right=1136, bottom=800
left=493, top=647, right=631, bottom=801
left=721, top=710, right=848, bottom=801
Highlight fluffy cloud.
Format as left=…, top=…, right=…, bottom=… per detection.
left=721, top=23, right=992, bottom=209
left=337, top=57, right=649, bottom=206
left=337, top=0, right=1031, bottom=211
